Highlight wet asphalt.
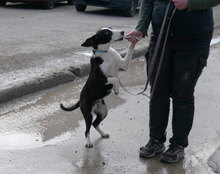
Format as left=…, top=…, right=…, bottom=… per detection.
left=0, top=58, right=190, bottom=174
left=1, top=51, right=220, bottom=173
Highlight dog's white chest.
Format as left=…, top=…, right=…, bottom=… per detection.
left=100, top=60, right=110, bottom=74
left=100, top=53, right=118, bottom=76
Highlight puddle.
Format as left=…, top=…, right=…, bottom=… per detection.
left=0, top=132, right=73, bottom=150
left=0, top=58, right=147, bottom=145
left=0, top=58, right=147, bottom=148
left=38, top=59, right=146, bottom=142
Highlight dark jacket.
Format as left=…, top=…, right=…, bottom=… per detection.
left=189, top=0, right=220, bottom=11
left=136, top=0, right=219, bottom=36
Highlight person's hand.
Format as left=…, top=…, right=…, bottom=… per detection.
left=172, top=0, right=188, bottom=10
left=126, top=30, right=144, bottom=44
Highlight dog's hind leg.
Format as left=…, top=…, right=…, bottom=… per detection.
left=93, top=100, right=109, bottom=138
left=93, top=114, right=110, bottom=138
left=81, top=104, right=94, bottom=148
left=85, top=115, right=93, bottom=148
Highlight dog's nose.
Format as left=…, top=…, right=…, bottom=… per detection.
left=121, top=31, right=124, bottom=36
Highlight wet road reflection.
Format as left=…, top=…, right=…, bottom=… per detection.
left=0, top=58, right=188, bottom=173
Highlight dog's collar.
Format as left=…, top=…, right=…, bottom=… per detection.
left=93, top=48, right=107, bottom=54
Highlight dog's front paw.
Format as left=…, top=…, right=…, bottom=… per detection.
left=85, top=143, right=93, bottom=148
left=102, top=134, right=110, bottom=138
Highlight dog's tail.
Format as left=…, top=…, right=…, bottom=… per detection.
left=60, top=101, right=80, bottom=111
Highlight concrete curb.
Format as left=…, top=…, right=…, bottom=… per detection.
left=0, top=70, right=76, bottom=104
left=0, top=45, right=148, bottom=104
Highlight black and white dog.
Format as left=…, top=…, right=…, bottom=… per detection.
left=60, top=28, right=135, bottom=148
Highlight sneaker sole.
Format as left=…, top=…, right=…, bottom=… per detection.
left=139, top=146, right=166, bottom=159
left=160, top=153, right=184, bottom=163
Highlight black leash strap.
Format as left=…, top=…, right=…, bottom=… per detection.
left=137, top=1, right=176, bottom=97
left=150, top=7, right=176, bottom=98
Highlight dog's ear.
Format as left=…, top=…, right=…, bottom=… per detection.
left=81, top=36, right=96, bottom=47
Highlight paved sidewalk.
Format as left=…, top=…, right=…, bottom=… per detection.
left=209, top=148, right=220, bottom=174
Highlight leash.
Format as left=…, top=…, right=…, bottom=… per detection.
left=120, top=1, right=176, bottom=97
left=117, top=78, right=139, bottom=96
left=150, top=6, right=176, bottom=98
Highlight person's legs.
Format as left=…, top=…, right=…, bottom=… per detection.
left=148, top=46, right=173, bottom=143
left=160, top=49, right=206, bottom=163
left=170, top=50, right=205, bottom=147
left=140, top=42, right=174, bottom=159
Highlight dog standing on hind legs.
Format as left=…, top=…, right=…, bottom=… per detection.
left=60, top=27, right=135, bottom=148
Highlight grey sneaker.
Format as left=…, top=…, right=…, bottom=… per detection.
left=160, top=143, right=184, bottom=163
left=140, top=139, right=165, bottom=159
